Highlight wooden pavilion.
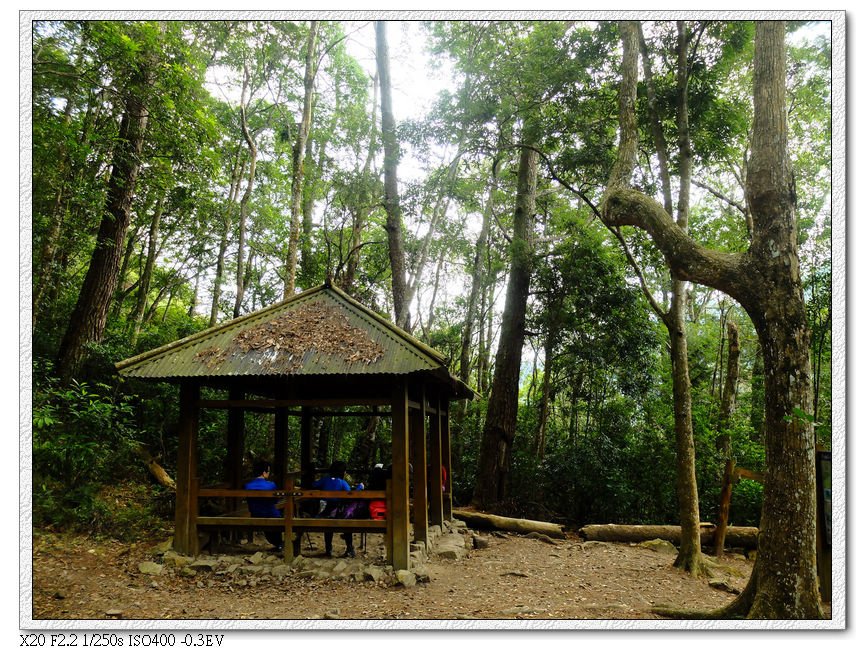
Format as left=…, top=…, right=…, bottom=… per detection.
left=116, top=282, right=473, bottom=570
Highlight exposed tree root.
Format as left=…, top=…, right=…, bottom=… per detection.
left=652, top=564, right=758, bottom=619
left=673, top=550, right=711, bottom=578
left=651, top=604, right=740, bottom=620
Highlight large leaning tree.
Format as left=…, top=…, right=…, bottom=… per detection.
left=600, top=20, right=823, bottom=619
left=56, top=23, right=160, bottom=382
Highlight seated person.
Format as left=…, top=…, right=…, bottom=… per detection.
left=244, top=459, right=282, bottom=551
left=312, top=460, right=356, bottom=558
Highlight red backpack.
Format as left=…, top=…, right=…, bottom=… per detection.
left=368, top=500, right=387, bottom=520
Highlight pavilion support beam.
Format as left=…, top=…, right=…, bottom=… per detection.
left=174, top=382, right=200, bottom=556
left=442, top=401, right=453, bottom=520
left=274, top=407, right=289, bottom=488
left=428, top=394, right=444, bottom=527
left=391, top=380, right=411, bottom=571
left=411, top=386, right=428, bottom=548
left=300, top=406, right=314, bottom=488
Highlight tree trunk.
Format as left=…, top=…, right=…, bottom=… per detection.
left=33, top=46, right=104, bottom=322
left=188, top=256, right=203, bottom=319
left=750, top=347, right=765, bottom=440
left=668, top=292, right=704, bottom=574
left=713, top=319, right=741, bottom=556
left=405, top=148, right=463, bottom=312
left=285, top=20, right=319, bottom=297
left=210, top=151, right=245, bottom=327
left=376, top=21, right=409, bottom=330
left=732, top=23, right=821, bottom=617
left=34, top=80, right=78, bottom=320
left=110, top=227, right=141, bottom=322
left=315, top=417, right=330, bottom=469
left=476, top=284, right=487, bottom=394
left=459, top=167, right=495, bottom=388
left=130, top=194, right=165, bottom=345
left=209, top=228, right=229, bottom=328
left=668, top=20, right=705, bottom=577
left=535, top=330, right=555, bottom=460
left=638, top=23, right=674, bottom=217
left=56, top=44, right=156, bottom=382
left=234, top=64, right=259, bottom=318
left=600, top=20, right=823, bottom=618
left=424, top=247, right=446, bottom=339
left=478, top=275, right=496, bottom=396
left=300, top=117, right=319, bottom=283
left=718, top=319, right=740, bottom=456
left=342, top=70, right=378, bottom=296
left=473, top=142, right=538, bottom=508
left=348, top=415, right=380, bottom=471
left=233, top=142, right=255, bottom=320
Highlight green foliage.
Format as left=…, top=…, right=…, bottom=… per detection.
left=32, top=363, right=141, bottom=531
left=87, top=482, right=173, bottom=541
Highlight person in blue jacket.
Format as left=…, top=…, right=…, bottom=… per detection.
left=245, top=459, right=282, bottom=551
left=312, top=460, right=357, bottom=558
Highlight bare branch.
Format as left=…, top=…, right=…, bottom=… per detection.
left=692, top=179, right=747, bottom=216
left=610, top=227, right=668, bottom=321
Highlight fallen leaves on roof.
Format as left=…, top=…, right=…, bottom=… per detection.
left=194, top=302, right=385, bottom=372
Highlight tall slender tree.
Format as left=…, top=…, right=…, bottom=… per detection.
left=376, top=21, right=409, bottom=330
left=234, top=61, right=259, bottom=318
left=473, top=140, right=539, bottom=507
left=285, top=20, right=319, bottom=297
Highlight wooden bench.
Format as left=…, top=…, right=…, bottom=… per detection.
left=196, top=479, right=391, bottom=560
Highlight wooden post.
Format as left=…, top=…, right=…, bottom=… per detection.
left=391, top=381, right=410, bottom=571
left=411, top=386, right=428, bottom=548
left=174, top=382, right=200, bottom=555
left=385, top=479, right=393, bottom=564
left=441, top=401, right=453, bottom=520
left=713, top=458, right=736, bottom=556
left=300, top=406, right=314, bottom=488
left=274, top=407, right=289, bottom=488
left=428, top=395, right=444, bottom=527
left=284, top=477, right=296, bottom=563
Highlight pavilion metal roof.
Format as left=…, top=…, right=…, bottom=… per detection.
left=115, top=283, right=472, bottom=398
left=115, top=284, right=473, bottom=397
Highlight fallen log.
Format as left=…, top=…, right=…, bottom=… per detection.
left=579, top=523, right=758, bottom=549
left=452, top=509, right=566, bottom=539
left=136, top=445, right=176, bottom=491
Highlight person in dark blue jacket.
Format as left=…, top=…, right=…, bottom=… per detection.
left=312, top=460, right=356, bottom=557
left=245, top=459, right=282, bottom=551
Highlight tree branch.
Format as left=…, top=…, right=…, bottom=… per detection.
left=600, top=21, right=747, bottom=303
left=610, top=227, right=668, bottom=321
left=526, top=145, right=602, bottom=219
left=692, top=179, right=747, bottom=216
left=603, top=188, right=746, bottom=299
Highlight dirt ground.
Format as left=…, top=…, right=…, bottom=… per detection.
left=30, top=526, right=762, bottom=623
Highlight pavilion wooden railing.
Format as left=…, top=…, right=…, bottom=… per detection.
left=196, top=478, right=392, bottom=562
